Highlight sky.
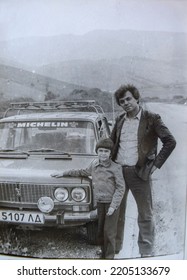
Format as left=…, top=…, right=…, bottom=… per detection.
left=0, top=0, right=187, bottom=40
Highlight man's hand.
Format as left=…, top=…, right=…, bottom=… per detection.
left=51, top=172, right=64, bottom=178
left=106, top=207, right=115, bottom=216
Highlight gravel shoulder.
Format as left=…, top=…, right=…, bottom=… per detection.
left=0, top=225, right=100, bottom=259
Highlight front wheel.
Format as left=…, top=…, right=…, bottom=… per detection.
left=86, top=221, right=98, bottom=245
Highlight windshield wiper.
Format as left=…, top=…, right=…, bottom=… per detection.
left=28, top=148, right=71, bottom=155
left=0, top=149, right=16, bottom=152
left=0, top=149, right=29, bottom=155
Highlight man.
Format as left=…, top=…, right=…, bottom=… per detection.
left=110, top=84, right=176, bottom=257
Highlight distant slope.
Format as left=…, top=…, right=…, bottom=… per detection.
left=0, top=64, right=89, bottom=100
left=36, top=56, right=187, bottom=98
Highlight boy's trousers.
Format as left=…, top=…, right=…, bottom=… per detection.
left=97, top=202, right=120, bottom=259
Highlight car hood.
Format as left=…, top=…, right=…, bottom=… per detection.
left=0, top=154, right=95, bottom=183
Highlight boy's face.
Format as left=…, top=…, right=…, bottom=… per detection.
left=97, top=148, right=111, bottom=162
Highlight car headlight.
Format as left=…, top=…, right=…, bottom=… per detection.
left=54, top=187, right=69, bottom=202
left=71, top=188, right=86, bottom=202
left=37, top=196, right=54, bottom=213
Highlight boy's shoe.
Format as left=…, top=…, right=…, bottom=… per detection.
left=96, top=249, right=102, bottom=255
left=96, top=249, right=105, bottom=259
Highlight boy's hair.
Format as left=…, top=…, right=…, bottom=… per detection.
left=114, top=84, right=140, bottom=105
left=95, top=138, right=114, bottom=153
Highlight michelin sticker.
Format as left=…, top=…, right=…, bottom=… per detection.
left=15, top=122, right=78, bottom=128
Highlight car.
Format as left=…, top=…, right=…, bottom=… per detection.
left=0, top=100, right=111, bottom=244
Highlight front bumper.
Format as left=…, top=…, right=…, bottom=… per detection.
left=49, top=209, right=98, bottom=225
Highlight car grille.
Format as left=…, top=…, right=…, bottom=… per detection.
left=0, top=182, right=54, bottom=203
left=0, top=182, right=90, bottom=206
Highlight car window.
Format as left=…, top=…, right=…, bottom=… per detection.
left=97, top=118, right=110, bottom=138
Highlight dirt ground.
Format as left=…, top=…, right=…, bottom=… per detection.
left=0, top=225, right=100, bottom=259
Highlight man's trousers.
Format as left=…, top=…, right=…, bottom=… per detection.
left=115, top=166, right=154, bottom=255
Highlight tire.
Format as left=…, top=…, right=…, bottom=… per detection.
left=86, top=221, right=98, bottom=245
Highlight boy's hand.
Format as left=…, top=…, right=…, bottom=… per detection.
left=51, top=172, right=64, bottom=178
left=106, top=207, right=115, bottom=216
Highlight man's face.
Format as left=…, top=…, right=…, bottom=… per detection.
left=97, top=148, right=111, bottom=162
left=119, top=91, right=139, bottom=113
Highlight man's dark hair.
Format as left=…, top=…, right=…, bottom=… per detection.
left=114, top=84, right=140, bottom=105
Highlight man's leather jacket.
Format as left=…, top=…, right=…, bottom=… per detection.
left=110, top=109, right=176, bottom=181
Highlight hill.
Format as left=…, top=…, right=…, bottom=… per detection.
left=0, top=64, right=113, bottom=117
left=0, top=64, right=89, bottom=101
left=0, top=29, right=187, bottom=102
left=36, top=56, right=187, bottom=99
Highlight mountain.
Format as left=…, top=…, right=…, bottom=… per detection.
left=0, top=30, right=186, bottom=67
left=0, top=29, right=187, bottom=100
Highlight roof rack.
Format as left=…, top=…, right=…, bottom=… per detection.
left=3, top=100, right=105, bottom=117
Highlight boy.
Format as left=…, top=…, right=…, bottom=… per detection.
left=51, top=138, right=125, bottom=259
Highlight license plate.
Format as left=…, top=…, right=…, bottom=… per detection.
left=0, top=210, right=44, bottom=224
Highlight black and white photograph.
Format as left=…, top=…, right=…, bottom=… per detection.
left=0, top=0, right=187, bottom=260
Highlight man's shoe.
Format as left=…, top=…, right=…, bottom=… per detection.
left=115, top=245, right=122, bottom=254
left=115, top=249, right=121, bottom=254
left=141, top=254, right=152, bottom=258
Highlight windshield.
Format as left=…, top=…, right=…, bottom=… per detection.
left=0, top=120, right=96, bottom=154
